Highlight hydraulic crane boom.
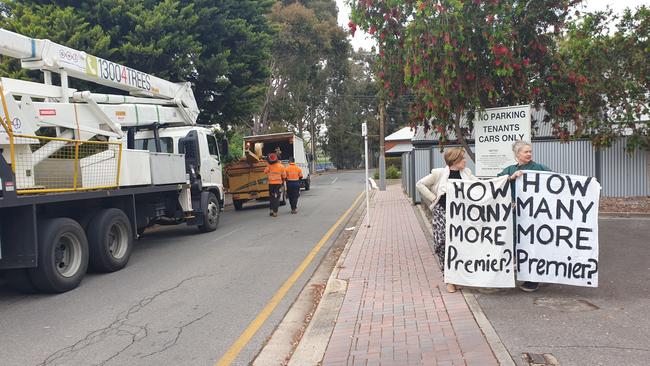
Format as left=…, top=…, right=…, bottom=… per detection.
left=0, top=28, right=199, bottom=124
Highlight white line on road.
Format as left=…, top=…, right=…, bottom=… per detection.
left=331, top=177, right=338, bottom=184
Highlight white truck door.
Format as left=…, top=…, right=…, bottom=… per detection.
left=294, top=138, right=310, bottom=177
left=198, top=131, right=222, bottom=188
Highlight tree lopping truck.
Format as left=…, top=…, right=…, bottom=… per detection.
left=225, top=132, right=311, bottom=210
left=0, top=29, right=228, bottom=293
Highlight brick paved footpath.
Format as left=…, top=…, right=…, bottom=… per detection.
left=321, top=185, right=498, bottom=366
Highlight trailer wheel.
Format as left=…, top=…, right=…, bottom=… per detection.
left=4, top=269, right=38, bottom=294
left=87, top=209, right=133, bottom=273
left=199, top=192, right=220, bottom=232
left=28, top=218, right=89, bottom=293
left=233, top=199, right=244, bottom=211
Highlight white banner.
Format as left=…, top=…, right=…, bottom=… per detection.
left=515, top=171, right=600, bottom=287
left=445, top=176, right=515, bottom=287
left=475, top=105, right=531, bottom=177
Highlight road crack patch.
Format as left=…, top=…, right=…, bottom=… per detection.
left=38, top=274, right=215, bottom=366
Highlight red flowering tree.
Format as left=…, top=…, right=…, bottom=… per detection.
left=349, top=0, right=585, bottom=160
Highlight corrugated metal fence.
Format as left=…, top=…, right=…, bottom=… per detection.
left=412, top=148, right=432, bottom=203
left=402, top=138, right=649, bottom=198
left=401, top=152, right=413, bottom=199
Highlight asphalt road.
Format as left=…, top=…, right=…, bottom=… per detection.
left=472, top=217, right=650, bottom=366
left=0, top=170, right=365, bottom=366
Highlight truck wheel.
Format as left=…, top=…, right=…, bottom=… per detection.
left=87, top=208, right=133, bottom=273
left=304, top=177, right=311, bottom=191
left=199, top=192, right=220, bottom=232
left=28, top=218, right=89, bottom=293
left=4, top=269, right=38, bottom=293
left=233, top=199, right=244, bottom=211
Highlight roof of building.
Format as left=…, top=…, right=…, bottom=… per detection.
left=385, top=143, right=413, bottom=155
left=386, top=126, right=416, bottom=141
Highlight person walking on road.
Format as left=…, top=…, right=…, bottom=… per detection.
left=285, top=157, right=303, bottom=214
left=264, top=153, right=286, bottom=217
left=416, top=148, right=478, bottom=293
left=498, top=140, right=551, bottom=293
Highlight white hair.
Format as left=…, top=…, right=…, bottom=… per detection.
left=512, top=140, right=532, bottom=155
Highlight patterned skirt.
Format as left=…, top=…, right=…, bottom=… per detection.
left=431, top=202, right=447, bottom=272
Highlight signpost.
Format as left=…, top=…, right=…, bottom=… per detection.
left=475, top=104, right=531, bottom=177
left=362, top=122, right=371, bottom=227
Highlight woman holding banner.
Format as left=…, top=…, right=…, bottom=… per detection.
left=417, top=147, right=477, bottom=293
left=498, top=140, right=551, bottom=292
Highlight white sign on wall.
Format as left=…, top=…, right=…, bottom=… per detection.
left=515, top=171, right=600, bottom=287
left=475, top=105, right=531, bottom=177
left=445, top=176, right=515, bottom=288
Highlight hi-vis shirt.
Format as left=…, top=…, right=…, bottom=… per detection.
left=264, top=163, right=286, bottom=184
left=285, top=163, right=303, bottom=181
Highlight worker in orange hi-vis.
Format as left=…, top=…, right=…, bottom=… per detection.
left=285, top=157, right=303, bottom=214
left=264, top=153, right=286, bottom=217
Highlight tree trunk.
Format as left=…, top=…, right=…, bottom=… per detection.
left=378, top=102, right=386, bottom=191
left=256, top=60, right=276, bottom=135
left=310, top=118, right=317, bottom=174
left=453, top=113, right=475, bottom=162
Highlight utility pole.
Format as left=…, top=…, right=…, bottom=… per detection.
left=362, top=122, right=370, bottom=227
left=310, top=118, right=317, bottom=174
left=378, top=101, right=386, bottom=191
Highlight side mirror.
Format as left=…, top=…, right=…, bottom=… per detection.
left=221, top=137, right=229, bottom=159
left=179, top=130, right=201, bottom=174
left=307, top=153, right=314, bottom=162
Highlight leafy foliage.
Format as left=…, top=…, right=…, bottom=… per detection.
left=0, top=0, right=275, bottom=125
left=559, top=6, right=650, bottom=150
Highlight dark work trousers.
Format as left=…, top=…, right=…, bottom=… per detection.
left=269, top=183, right=282, bottom=213
left=286, top=180, right=301, bottom=210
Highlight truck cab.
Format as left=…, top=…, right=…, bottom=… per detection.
left=134, top=126, right=226, bottom=205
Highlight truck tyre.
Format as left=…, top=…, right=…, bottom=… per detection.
left=304, top=177, right=311, bottom=191
left=4, top=269, right=38, bottom=293
left=28, top=218, right=89, bottom=293
left=199, top=192, right=220, bottom=232
left=233, top=199, right=244, bottom=211
left=87, top=208, right=133, bottom=273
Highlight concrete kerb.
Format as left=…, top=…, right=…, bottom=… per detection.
left=252, top=190, right=370, bottom=366
left=414, top=203, right=516, bottom=366
left=287, top=191, right=372, bottom=366
left=599, top=211, right=650, bottom=218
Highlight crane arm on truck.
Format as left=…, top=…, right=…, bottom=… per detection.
left=0, top=28, right=199, bottom=125
left=0, top=28, right=203, bottom=193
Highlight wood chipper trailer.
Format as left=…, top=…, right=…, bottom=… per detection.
left=225, top=132, right=310, bottom=210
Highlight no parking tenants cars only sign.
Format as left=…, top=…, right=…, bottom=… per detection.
left=475, top=104, right=531, bottom=177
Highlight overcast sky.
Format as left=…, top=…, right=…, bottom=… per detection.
left=335, top=0, right=649, bottom=51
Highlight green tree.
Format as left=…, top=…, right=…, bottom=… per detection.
left=324, top=51, right=377, bottom=169
left=256, top=0, right=356, bottom=173
left=560, top=6, right=649, bottom=150
left=0, top=0, right=274, bottom=125
left=259, top=2, right=338, bottom=135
